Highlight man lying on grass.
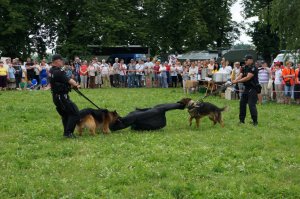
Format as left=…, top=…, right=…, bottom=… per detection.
left=110, top=101, right=185, bottom=131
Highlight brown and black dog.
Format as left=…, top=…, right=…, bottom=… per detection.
left=178, top=98, right=227, bottom=128
left=77, top=108, right=120, bottom=136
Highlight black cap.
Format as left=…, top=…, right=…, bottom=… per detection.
left=52, top=54, right=63, bottom=62
left=244, top=55, right=253, bottom=61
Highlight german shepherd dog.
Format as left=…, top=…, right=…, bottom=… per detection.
left=178, top=98, right=227, bottom=128
left=77, top=108, right=120, bottom=135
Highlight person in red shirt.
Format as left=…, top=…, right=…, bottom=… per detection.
left=294, top=62, right=300, bottom=104
left=153, top=61, right=161, bottom=87
left=165, top=61, right=171, bottom=86
left=80, top=61, right=88, bottom=88
left=282, top=61, right=295, bottom=104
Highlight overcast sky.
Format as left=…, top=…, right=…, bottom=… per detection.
left=230, top=0, right=258, bottom=44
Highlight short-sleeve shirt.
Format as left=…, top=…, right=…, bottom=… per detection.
left=241, top=65, right=259, bottom=89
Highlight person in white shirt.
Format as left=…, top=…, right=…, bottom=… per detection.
left=159, top=63, right=168, bottom=88
left=90, top=57, right=102, bottom=88
left=273, top=62, right=284, bottom=103
left=119, top=59, right=127, bottom=87
left=101, top=59, right=110, bottom=88
left=144, top=57, right=154, bottom=87
left=189, top=63, right=198, bottom=81
left=170, top=63, right=178, bottom=87
left=219, top=60, right=232, bottom=74
left=135, top=60, right=144, bottom=87
left=113, top=58, right=120, bottom=87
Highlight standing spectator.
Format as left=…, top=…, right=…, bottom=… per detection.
left=182, top=65, right=190, bottom=94
left=113, top=58, right=120, bottom=87
left=176, top=61, right=183, bottom=87
left=135, top=60, right=144, bottom=87
left=0, top=61, right=8, bottom=90
left=189, top=63, right=198, bottom=81
left=219, top=60, right=232, bottom=75
left=119, top=59, right=127, bottom=88
left=273, top=62, right=284, bottom=104
left=282, top=61, right=295, bottom=104
left=153, top=61, right=161, bottom=88
left=170, top=63, right=178, bottom=87
left=39, top=60, right=49, bottom=90
left=25, top=58, right=34, bottom=81
left=294, top=62, right=300, bottom=104
left=12, top=58, right=22, bottom=90
left=33, top=60, right=40, bottom=84
left=7, top=64, right=16, bottom=90
left=88, top=61, right=96, bottom=89
left=91, top=58, right=101, bottom=88
left=159, top=63, right=168, bottom=88
left=165, top=61, right=171, bottom=86
left=144, top=57, right=154, bottom=88
left=74, top=56, right=81, bottom=83
left=101, top=59, right=110, bottom=88
left=127, top=59, right=136, bottom=88
left=109, top=63, right=115, bottom=87
left=231, top=62, right=244, bottom=98
left=258, top=61, right=272, bottom=104
left=80, top=61, right=88, bottom=88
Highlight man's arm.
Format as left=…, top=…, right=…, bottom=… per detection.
left=232, top=72, right=254, bottom=84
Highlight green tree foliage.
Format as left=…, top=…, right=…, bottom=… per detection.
left=0, top=0, right=240, bottom=59
left=270, top=0, right=300, bottom=50
left=242, top=0, right=281, bottom=62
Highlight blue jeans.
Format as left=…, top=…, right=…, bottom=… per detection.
left=284, top=85, right=294, bottom=97
left=127, top=74, right=136, bottom=88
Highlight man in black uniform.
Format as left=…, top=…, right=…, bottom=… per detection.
left=232, top=55, right=260, bottom=126
left=50, top=54, right=81, bottom=138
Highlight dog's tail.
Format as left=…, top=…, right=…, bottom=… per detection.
left=219, top=106, right=228, bottom=112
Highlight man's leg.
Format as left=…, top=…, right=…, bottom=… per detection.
left=239, top=92, right=248, bottom=123
left=248, top=89, right=258, bottom=125
left=63, top=98, right=80, bottom=136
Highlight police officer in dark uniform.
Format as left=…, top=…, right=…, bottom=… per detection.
left=232, top=55, right=260, bottom=126
left=50, top=54, right=81, bottom=138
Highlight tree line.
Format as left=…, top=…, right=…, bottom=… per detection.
left=0, top=0, right=299, bottom=61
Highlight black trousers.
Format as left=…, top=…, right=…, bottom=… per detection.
left=171, top=76, right=177, bottom=87
left=110, top=103, right=185, bottom=131
left=53, top=94, right=80, bottom=136
left=239, top=88, right=258, bottom=123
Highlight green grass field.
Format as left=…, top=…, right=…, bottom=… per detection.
left=0, top=88, right=299, bottom=198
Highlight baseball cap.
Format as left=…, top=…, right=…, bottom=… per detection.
left=52, top=54, right=63, bottom=62
left=244, top=55, right=253, bottom=60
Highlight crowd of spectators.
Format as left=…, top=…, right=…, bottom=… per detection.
left=0, top=56, right=299, bottom=104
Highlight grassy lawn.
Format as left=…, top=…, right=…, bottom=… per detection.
left=0, top=88, right=299, bottom=198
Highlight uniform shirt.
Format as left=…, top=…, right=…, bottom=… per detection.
left=50, top=66, right=70, bottom=94
left=241, top=65, right=259, bottom=89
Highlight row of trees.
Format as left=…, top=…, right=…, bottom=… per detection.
left=1, top=0, right=299, bottom=61
left=242, top=0, right=300, bottom=63
left=0, top=0, right=239, bottom=60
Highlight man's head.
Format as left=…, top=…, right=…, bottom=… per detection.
left=115, top=58, right=119, bottom=63
left=147, top=57, right=151, bottom=62
left=0, top=60, right=3, bottom=67
left=52, top=54, right=64, bottom=67
left=120, top=59, right=124, bottom=64
left=245, top=55, right=254, bottom=66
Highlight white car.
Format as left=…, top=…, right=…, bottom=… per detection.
left=273, top=53, right=299, bottom=66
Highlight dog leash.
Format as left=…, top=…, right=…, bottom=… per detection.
left=73, top=88, right=101, bottom=109
left=198, top=82, right=233, bottom=102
